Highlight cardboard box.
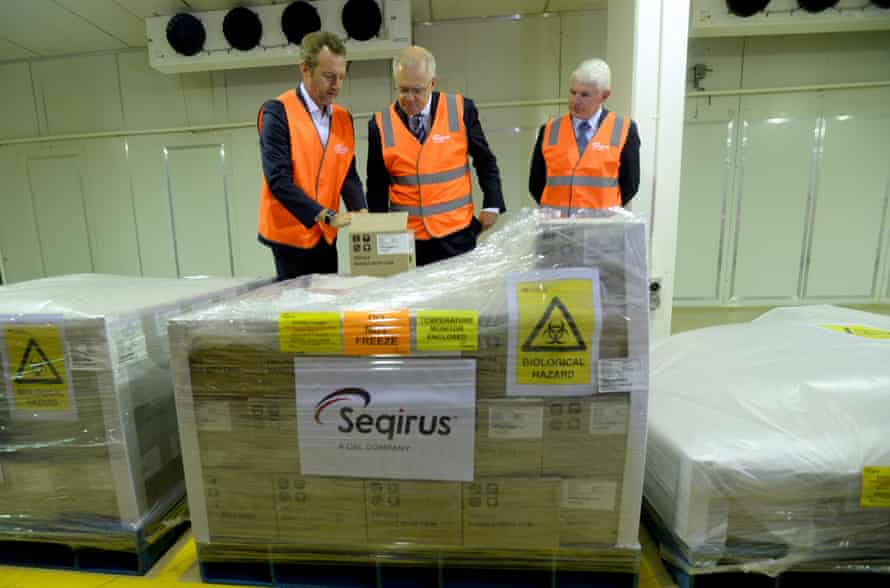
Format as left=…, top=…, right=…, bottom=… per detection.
left=475, top=399, right=543, bottom=477
left=462, top=478, right=560, bottom=549
left=204, top=468, right=277, bottom=542
left=542, top=395, right=629, bottom=479
left=366, top=480, right=462, bottom=546
left=559, top=478, right=621, bottom=545
left=343, top=212, right=415, bottom=277
left=275, top=476, right=367, bottom=545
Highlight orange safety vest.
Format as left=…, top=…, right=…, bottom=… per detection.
left=375, top=94, right=473, bottom=240
left=257, top=89, right=354, bottom=248
left=540, top=111, right=630, bottom=213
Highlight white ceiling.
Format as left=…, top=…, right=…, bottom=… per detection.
left=0, top=0, right=607, bottom=62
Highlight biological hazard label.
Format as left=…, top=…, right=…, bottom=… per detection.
left=1, top=317, right=76, bottom=418
left=344, top=310, right=410, bottom=356
left=821, top=325, right=890, bottom=340
left=506, top=268, right=601, bottom=396
left=416, top=310, right=478, bottom=352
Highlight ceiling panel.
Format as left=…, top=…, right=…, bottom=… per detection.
left=411, top=0, right=431, bottom=22
left=545, top=0, right=607, bottom=11
left=0, top=38, right=38, bottom=61
left=55, top=0, right=146, bottom=47
left=0, top=0, right=124, bottom=55
left=431, top=0, right=547, bottom=20
left=112, top=0, right=189, bottom=19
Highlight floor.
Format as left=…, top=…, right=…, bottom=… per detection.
left=671, top=303, right=890, bottom=334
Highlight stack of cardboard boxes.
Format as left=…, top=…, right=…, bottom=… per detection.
left=0, top=274, right=260, bottom=557
left=171, top=211, right=649, bottom=572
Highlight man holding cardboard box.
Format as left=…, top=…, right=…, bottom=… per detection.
left=366, top=46, right=506, bottom=266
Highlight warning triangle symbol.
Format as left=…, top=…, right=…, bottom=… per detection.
left=13, top=338, right=64, bottom=385
left=521, top=296, right=587, bottom=352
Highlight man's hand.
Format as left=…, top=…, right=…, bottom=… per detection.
left=478, top=210, right=498, bottom=231
left=316, top=209, right=353, bottom=228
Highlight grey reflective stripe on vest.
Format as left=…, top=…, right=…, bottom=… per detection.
left=390, top=163, right=470, bottom=186
left=545, top=176, right=619, bottom=188
left=380, top=111, right=395, bottom=148
left=610, top=115, right=625, bottom=147
left=547, top=118, right=560, bottom=146
left=390, top=193, right=473, bottom=217
left=445, top=94, right=460, bottom=132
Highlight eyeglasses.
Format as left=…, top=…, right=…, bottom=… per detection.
left=396, top=85, right=430, bottom=97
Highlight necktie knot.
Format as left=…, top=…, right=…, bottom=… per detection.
left=576, top=120, right=591, bottom=155
left=410, top=114, right=426, bottom=143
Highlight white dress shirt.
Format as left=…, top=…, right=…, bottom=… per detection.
left=299, top=83, right=331, bottom=147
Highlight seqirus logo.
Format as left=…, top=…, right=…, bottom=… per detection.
left=314, top=388, right=370, bottom=424
left=314, top=388, right=453, bottom=441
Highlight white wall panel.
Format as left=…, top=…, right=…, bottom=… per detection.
left=32, top=54, right=124, bottom=135
left=685, top=38, right=743, bottom=92
left=674, top=97, right=737, bottom=302
left=127, top=135, right=179, bottom=277
left=0, top=146, right=44, bottom=283
left=804, top=88, right=890, bottom=300
left=730, top=94, right=821, bottom=303
left=226, top=128, right=270, bottom=277
left=742, top=32, right=890, bottom=89
left=118, top=51, right=190, bottom=130
left=79, top=138, right=142, bottom=275
left=339, top=60, right=393, bottom=115
left=413, top=22, right=469, bottom=95
left=182, top=71, right=222, bottom=126
left=465, top=16, right=561, bottom=101
left=474, top=105, right=560, bottom=214
left=560, top=11, right=608, bottom=94
left=164, top=143, right=235, bottom=277
left=224, top=66, right=299, bottom=123
left=0, top=63, right=40, bottom=140
left=26, top=153, right=94, bottom=276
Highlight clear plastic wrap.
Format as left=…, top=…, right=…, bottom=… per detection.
left=169, top=208, right=650, bottom=574
left=645, top=305, right=890, bottom=576
left=0, top=274, right=264, bottom=555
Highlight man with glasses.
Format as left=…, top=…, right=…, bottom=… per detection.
left=257, top=31, right=367, bottom=280
left=366, top=46, right=505, bottom=266
left=529, top=58, right=640, bottom=212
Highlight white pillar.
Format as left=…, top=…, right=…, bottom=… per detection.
left=609, top=0, right=690, bottom=341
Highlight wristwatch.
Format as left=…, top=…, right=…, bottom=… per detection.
left=320, top=209, right=336, bottom=226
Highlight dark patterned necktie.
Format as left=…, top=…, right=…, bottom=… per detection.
left=576, top=119, right=591, bottom=155
left=410, top=114, right=427, bottom=143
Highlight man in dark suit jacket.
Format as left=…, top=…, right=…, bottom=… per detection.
left=366, top=46, right=506, bottom=266
left=529, top=58, right=640, bottom=208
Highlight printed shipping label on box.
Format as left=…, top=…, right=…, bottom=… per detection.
left=296, top=357, right=476, bottom=481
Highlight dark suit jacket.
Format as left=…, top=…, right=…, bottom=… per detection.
left=258, top=87, right=366, bottom=248
left=528, top=108, right=640, bottom=206
left=366, top=92, right=506, bottom=217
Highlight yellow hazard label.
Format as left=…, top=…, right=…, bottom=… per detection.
left=3, top=325, right=71, bottom=411
left=861, top=467, right=890, bottom=508
left=416, top=311, right=478, bottom=351
left=279, top=312, right=343, bottom=353
left=516, top=279, right=594, bottom=385
left=821, top=325, right=890, bottom=340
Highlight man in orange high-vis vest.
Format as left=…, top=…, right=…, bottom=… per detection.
left=366, top=46, right=506, bottom=266
left=529, top=58, right=640, bottom=213
left=258, top=32, right=367, bottom=280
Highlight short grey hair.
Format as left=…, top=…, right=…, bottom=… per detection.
left=571, top=58, right=611, bottom=91
left=392, top=46, right=437, bottom=81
